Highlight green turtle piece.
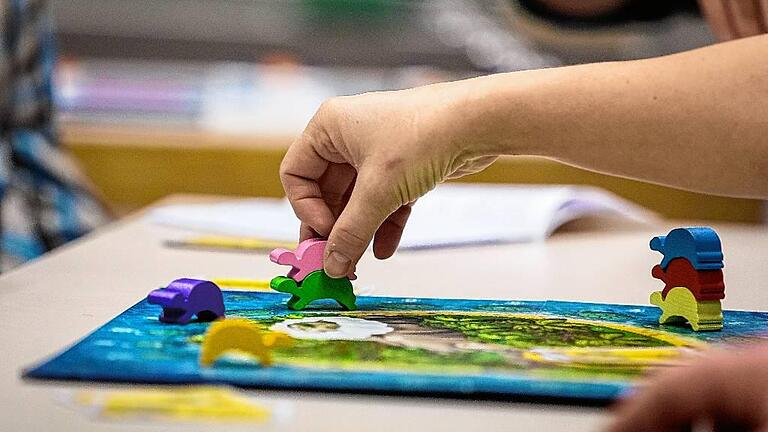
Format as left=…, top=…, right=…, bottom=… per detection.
left=650, top=287, right=723, bottom=331
left=270, top=270, right=357, bottom=311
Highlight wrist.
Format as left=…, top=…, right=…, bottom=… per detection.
left=438, top=71, right=556, bottom=159
left=448, top=63, right=628, bottom=161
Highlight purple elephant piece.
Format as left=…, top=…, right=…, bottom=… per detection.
left=147, top=278, right=225, bottom=324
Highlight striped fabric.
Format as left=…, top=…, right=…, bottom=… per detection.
left=0, top=0, right=109, bottom=271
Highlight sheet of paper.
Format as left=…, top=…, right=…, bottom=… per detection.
left=148, top=184, right=652, bottom=249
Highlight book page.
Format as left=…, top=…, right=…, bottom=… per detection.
left=149, top=184, right=652, bottom=249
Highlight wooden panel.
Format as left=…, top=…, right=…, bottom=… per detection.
left=62, top=124, right=764, bottom=222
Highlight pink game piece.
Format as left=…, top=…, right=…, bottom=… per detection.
left=270, top=239, right=357, bottom=282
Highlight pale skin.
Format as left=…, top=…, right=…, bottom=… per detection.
left=279, top=3, right=768, bottom=430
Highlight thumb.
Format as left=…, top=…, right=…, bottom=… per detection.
left=324, top=170, right=400, bottom=278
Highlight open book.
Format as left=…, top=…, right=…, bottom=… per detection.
left=149, top=184, right=653, bottom=250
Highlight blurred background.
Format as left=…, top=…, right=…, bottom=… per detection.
left=53, top=0, right=762, bottom=222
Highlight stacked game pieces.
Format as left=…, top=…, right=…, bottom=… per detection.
left=648, top=227, right=725, bottom=331
left=269, top=239, right=357, bottom=311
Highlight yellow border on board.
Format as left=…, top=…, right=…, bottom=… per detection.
left=331, top=310, right=705, bottom=348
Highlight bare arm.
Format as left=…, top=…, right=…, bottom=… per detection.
left=280, top=31, right=768, bottom=431
left=450, top=34, right=768, bottom=199
left=280, top=35, right=768, bottom=278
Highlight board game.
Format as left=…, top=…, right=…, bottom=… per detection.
left=25, top=291, right=768, bottom=405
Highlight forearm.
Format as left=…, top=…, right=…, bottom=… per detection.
left=450, top=35, right=768, bottom=199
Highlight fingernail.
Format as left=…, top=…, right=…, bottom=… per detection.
left=326, top=251, right=351, bottom=278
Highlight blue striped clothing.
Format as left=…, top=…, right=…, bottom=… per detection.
left=0, top=0, right=109, bottom=270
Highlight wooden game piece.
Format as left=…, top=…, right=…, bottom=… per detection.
left=270, top=238, right=326, bottom=282
left=270, top=270, right=357, bottom=311
left=270, top=238, right=356, bottom=282
left=199, top=318, right=292, bottom=367
left=652, top=258, right=725, bottom=301
left=211, top=278, right=271, bottom=290
left=650, top=227, right=724, bottom=270
left=77, top=387, right=272, bottom=422
left=650, top=287, right=723, bottom=331
left=147, top=278, right=225, bottom=324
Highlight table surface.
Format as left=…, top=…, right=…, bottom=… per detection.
left=2, top=198, right=767, bottom=431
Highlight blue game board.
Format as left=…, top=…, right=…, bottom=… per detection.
left=25, top=292, right=768, bottom=404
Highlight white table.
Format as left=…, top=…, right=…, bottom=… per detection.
left=2, top=200, right=766, bottom=431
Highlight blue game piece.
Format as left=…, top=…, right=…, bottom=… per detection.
left=650, top=227, right=724, bottom=270
left=147, top=278, right=225, bottom=324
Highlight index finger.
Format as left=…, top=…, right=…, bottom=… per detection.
left=280, top=127, right=337, bottom=237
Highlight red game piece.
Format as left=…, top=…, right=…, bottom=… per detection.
left=652, top=258, right=725, bottom=301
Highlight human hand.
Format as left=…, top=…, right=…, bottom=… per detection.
left=607, top=344, right=768, bottom=431
left=700, top=0, right=768, bottom=41
left=280, top=84, right=498, bottom=278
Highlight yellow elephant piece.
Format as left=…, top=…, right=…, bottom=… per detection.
left=199, top=318, right=292, bottom=367
left=650, top=287, right=723, bottom=331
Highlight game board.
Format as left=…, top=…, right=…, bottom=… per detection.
left=25, top=292, right=768, bottom=405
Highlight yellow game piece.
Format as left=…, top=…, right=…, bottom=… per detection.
left=650, top=287, right=723, bottom=331
left=171, top=236, right=295, bottom=252
left=261, top=331, right=294, bottom=349
left=211, top=279, right=272, bottom=290
left=73, top=386, right=271, bottom=422
left=199, top=318, right=292, bottom=367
